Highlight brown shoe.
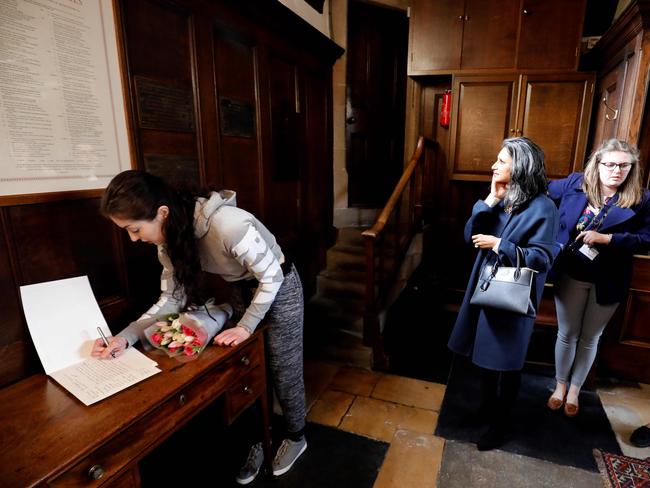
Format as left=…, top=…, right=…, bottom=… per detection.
left=564, top=402, right=579, bottom=417
left=547, top=394, right=564, bottom=411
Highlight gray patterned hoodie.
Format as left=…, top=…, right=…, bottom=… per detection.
left=118, top=190, right=285, bottom=347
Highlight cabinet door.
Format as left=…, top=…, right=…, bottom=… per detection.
left=517, top=73, right=595, bottom=178
left=590, top=66, right=627, bottom=150
left=449, top=75, right=519, bottom=179
left=589, top=33, right=643, bottom=154
left=517, top=0, right=586, bottom=70
left=408, top=0, right=464, bottom=73
left=461, top=0, right=518, bottom=69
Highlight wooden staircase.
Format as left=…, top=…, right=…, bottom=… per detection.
left=306, top=227, right=374, bottom=367
left=306, top=136, right=427, bottom=369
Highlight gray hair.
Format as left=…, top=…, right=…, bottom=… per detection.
left=502, top=137, right=548, bottom=212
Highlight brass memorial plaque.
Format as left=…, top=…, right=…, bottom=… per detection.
left=143, top=154, right=199, bottom=185
left=219, top=97, right=256, bottom=138
left=135, top=77, right=195, bottom=131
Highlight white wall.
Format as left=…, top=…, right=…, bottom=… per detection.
left=277, top=0, right=331, bottom=37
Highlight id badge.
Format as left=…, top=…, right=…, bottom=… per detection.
left=579, top=244, right=599, bottom=261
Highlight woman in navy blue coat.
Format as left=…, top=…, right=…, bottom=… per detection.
left=448, top=137, right=560, bottom=451
left=546, top=139, right=650, bottom=417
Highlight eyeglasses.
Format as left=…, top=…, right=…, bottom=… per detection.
left=600, top=161, right=633, bottom=171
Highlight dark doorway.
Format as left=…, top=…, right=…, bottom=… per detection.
left=346, top=1, right=408, bottom=207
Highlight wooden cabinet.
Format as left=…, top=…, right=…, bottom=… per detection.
left=1, top=334, right=270, bottom=488
left=588, top=1, right=650, bottom=156
left=449, top=72, right=595, bottom=179
left=409, top=0, right=518, bottom=72
left=448, top=75, right=519, bottom=178
left=600, top=256, right=650, bottom=383
left=517, top=73, right=594, bottom=178
left=408, top=0, right=586, bottom=74
left=409, top=0, right=464, bottom=72
left=461, top=0, right=519, bottom=69
left=517, top=0, right=586, bottom=70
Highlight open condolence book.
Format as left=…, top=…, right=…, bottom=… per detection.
left=20, top=276, right=160, bottom=406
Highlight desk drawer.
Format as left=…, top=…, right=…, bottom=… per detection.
left=225, top=365, right=266, bottom=424
left=49, top=339, right=263, bottom=487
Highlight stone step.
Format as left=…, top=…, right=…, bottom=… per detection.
left=334, top=208, right=381, bottom=228
left=326, top=245, right=398, bottom=272
left=317, top=272, right=366, bottom=299
left=305, top=327, right=372, bottom=368
left=326, top=246, right=366, bottom=271
left=308, top=292, right=365, bottom=316
left=336, top=226, right=368, bottom=247
left=318, top=267, right=366, bottom=285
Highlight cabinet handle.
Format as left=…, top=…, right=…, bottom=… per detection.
left=509, top=129, right=515, bottom=133
left=179, top=393, right=187, bottom=406
left=602, top=93, right=619, bottom=121
left=243, top=385, right=253, bottom=395
left=458, top=15, right=463, bottom=20
left=523, top=9, right=531, bottom=15
left=88, top=465, right=106, bottom=480
left=464, top=15, right=469, bottom=21
left=240, top=356, right=250, bottom=366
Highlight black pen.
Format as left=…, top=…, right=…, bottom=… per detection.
left=97, top=326, right=116, bottom=358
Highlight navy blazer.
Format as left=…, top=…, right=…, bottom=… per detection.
left=448, top=194, right=560, bottom=371
left=548, top=173, right=650, bottom=304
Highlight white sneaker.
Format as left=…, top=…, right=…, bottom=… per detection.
left=272, top=437, right=307, bottom=476
left=235, top=442, right=264, bottom=485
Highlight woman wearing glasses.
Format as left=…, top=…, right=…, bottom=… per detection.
left=546, top=139, right=650, bottom=416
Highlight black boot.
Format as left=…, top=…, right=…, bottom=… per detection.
left=476, top=370, right=521, bottom=451
left=465, top=368, right=499, bottom=427
left=477, top=421, right=507, bottom=451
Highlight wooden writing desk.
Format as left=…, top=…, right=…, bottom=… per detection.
left=0, top=330, right=271, bottom=487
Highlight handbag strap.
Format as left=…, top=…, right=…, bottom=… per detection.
left=491, top=245, right=523, bottom=275
left=513, top=246, right=523, bottom=280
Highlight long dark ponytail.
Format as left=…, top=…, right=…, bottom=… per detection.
left=101, top=170, right=207, bottom=307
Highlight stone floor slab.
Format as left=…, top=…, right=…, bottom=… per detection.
left=373, top=429, right=444, bottom=488
left=438, top=440, right=602, bottom=488
left=330, top=366, right=381, bottom=397
left=307, top=389, right=355, bottom=427
left=372, top=373, right=445, bottom=411
left=598, top=381, right=650, bottom=458
left=340, top=396, right=438, bottom=442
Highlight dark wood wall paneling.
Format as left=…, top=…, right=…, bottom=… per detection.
left=0, top=198, right=134, bottom=386
left=0, top=0, right=342, bottom=388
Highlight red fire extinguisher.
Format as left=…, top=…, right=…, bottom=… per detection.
left=440, top=89, right=451, bottom=128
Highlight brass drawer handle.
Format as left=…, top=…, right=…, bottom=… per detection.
left=243, top=385, right=253, bottom=395
left=240, top=356, right=250, bottom=366
left=179, top=393, right=187, bottom=406
left=88, top=464, right=105, bottom=480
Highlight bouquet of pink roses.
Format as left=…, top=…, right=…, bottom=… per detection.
left=143, top=302, right=232, bottom=359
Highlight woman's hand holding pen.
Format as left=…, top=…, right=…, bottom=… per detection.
left=91, top=336, right=128, bottom=360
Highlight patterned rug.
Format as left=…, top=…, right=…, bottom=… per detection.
left=594, top=449, right=650, bottom=487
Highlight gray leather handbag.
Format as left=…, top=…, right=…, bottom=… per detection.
left=470, top=246, right=537, bottom=315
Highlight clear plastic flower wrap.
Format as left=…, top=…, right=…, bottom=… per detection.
left=143, top=302, right=232, bottom=360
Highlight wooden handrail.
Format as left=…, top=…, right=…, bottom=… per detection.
left=361, top=135, right=427, bottom=369
left=362, top=135, right=425, bottom=240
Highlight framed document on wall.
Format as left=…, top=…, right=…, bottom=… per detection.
left=0, top=0, right=131, bottom=201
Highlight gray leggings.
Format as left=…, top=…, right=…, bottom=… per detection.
left=232, top=264, right=306, bottom=434
left=553, top=273, right=619, bottom=389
